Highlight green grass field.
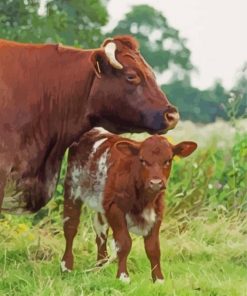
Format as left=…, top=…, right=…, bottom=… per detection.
left=1, top=120, right=247, bottom=296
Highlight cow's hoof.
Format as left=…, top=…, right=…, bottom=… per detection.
left=154, top=278, right=165, bottom=284
left=60, top=261, right=72, bottom=273
left=119, top=273, right=130, bottom=284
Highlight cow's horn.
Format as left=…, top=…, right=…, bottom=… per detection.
left=104, top=42, right=123, bottom=70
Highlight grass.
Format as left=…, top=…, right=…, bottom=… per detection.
left=1, top=210, right=247, bottom=296
left=1, top=120, right=247, bottom=296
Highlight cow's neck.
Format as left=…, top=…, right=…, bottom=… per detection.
left=42, top=48, right=96, bottom=153
left=27, top=48, right=97, bottom=205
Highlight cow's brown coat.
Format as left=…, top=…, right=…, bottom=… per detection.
left=0, top=36, right=179, bottom=214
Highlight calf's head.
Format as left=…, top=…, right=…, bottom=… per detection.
left=88, top=35, right=179, bottom=134
left=115, top=136, right=197, bottom=193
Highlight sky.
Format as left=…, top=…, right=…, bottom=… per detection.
left=105, top=0, right=247, bottom=90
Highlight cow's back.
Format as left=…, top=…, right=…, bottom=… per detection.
left=65, top=128, right=118, bottom=212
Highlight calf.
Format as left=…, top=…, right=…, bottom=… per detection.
left=61, top=128, right=197, bottom=282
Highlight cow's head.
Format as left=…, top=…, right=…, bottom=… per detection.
left=115, top=136, right=197, bottom=193
left=87, top=35, right=180, bottom=134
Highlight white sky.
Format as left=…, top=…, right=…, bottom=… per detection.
left=106, top=0, right=247, bottom=90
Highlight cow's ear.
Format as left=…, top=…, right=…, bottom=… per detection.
left=173, top=141, right=197, bottom=158
left=90, top=49, right=109, bottom=78
left=114, top=141, right=140, bottom=156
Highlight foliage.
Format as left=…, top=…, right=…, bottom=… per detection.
left=163, top=80, right=228, bottom=123
left=167, top=132, right=247, bottom=215
left=109, top=5, right=193, bottom=75
left=0, top=0, right=108, bottom=47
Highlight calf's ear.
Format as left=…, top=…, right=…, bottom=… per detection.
left=114, top=141, right=140, bottom=156
left=173, top=141, right=197, bottom=158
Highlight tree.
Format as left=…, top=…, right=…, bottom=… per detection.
left=109, top=5, right=193, bottom=76
left=163, top=80, right=228, bottom=123
left=0, top=0, right=108, bottom=47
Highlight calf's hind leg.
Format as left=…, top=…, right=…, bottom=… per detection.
left=106, top=204, right=132, bottom=283
left=93, top=213, right=109, bottom=265
left=61, top=196, right=82, bottom=272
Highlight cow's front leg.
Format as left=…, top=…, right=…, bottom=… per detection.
left=105, top=203, right=132, bottom=283
left=144, top=219, right=164, bottom=283
left=61, top=196, right=82, bottom=272
left=93, top=212, right=109, bottom=265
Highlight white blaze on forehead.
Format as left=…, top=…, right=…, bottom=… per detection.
left=126, top=208, right=156, bottom=237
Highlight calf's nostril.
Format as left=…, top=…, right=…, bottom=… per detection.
left=150, top=179, right=162, bottom=186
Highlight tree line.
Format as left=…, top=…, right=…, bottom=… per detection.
left=0, top=1, right=246, bottom=123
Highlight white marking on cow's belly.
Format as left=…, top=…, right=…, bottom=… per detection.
left=70, top=139, right=109, bottom=213
left=126, top=208, right=156, bottom=237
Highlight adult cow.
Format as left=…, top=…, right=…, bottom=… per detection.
left=0, top=35, right=179, bottom=214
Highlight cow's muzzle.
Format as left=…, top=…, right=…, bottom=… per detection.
left=164, top=106, right=179, bottom=131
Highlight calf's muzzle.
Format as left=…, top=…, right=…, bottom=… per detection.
left=149, top=178, right=165, bottom=191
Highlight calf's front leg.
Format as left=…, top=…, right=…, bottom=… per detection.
left=144, top=219, right=164, bottom=283
left=105, top=203, right=132, bottom=283
left=61, top=196, right=82, bottom=272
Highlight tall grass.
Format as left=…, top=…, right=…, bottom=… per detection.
left=0, top=121, right=247, bottom=295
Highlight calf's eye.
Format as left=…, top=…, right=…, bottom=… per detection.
left=140, top=158, right=148, bottom=166
left=164, top=160, right=171, bottom=167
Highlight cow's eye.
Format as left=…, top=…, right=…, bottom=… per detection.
left=126, top=73, right=141, bottom=84
left=164, top=160, right=171, bottom=167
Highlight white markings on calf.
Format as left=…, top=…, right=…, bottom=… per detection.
left=126, top=208, right=156, bottom=237
left=60, top=261, right=71, bottom=272
left=93, top=127, right=111, bottom=136
left=119, top=272, right=131, bottom=283
left=70, top=138, right=109, bottom=213
left=93, top=213, right=108, bottom=246
left=155, top=279, right=165, bottom=284
left=63, top=216, right=70, bottom=224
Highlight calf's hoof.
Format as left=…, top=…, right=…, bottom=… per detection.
left=60, top=261, right=72, bottom=273
left=119, top=273, right=131, bottom=284
left=154, top=278, right=165, bottom=284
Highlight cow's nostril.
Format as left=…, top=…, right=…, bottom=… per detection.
left=164, top=111, right=180, bottom=129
